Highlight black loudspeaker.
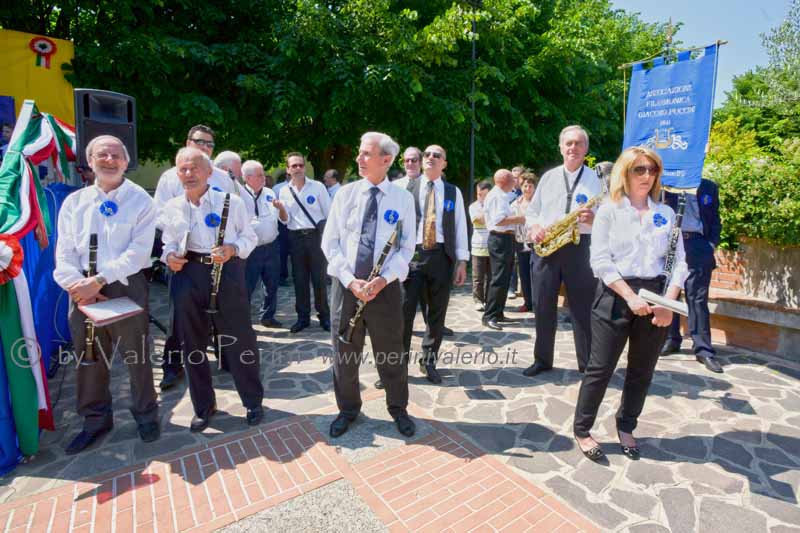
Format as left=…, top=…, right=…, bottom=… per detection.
left=74, top=89, right=137, bottom=170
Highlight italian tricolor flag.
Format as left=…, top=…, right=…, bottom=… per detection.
left=0, top=100, right=73, bottom=456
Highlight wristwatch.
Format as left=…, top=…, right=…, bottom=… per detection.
left=94, top=274, right=107, bottom=286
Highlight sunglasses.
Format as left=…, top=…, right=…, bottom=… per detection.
left=289, top=163, right=305, bottom=169
left=189, top=138, right=215, bottom=148
left=424, top=151, right=444, bottom=160
left=404, top=157, right=419, bottom=164
left=631, top=165, right=659, bottom=177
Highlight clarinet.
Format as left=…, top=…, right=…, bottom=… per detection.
left=82, top=233, right=98, bottom=366
left=338, top=229, right=400, bottom=344
left=661, top=193, right=686, bottom=296
left=207, top=194, right=231, bottom=314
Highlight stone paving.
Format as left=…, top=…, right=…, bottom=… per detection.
left=0, top=279, right=798, bottom=532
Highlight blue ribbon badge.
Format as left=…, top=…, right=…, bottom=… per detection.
left=575, top=193, right=588, bottom=205
left=98, top=200, right=118, bottom=217
left=443, top=199, right=455, bottom=212
left=384, top=209, right=399, bottom=224
left=306, top=195, right=316, bottom=205
left=211, top=186, right=223, bottom=192
left=653, top=213, right=668, bottom=227
left=205, top=213, right=222, bottom=228
left=265, top=195, right=273, bottom=202
left=701, top=194, right=713, bottom=206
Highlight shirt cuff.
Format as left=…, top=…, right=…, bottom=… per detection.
left=381, top=270, right=398, bottom=285
left=339, top=269, right=355, bottom=289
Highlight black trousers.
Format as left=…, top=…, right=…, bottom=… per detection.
left=531, top=238, right=595, bottom=371
left=171, top=258, right=264, bottom=418
left=471, top=255, right=490, bottom=304
left=331, top=280, right=408, bottom=420
left=668, top=236, right=716, bottom=356
left=517, top=249, right=533, bottom=309
left=245, top=241, right=280, bottom=321
left=483, top=232, right=515, bottom=321
left=573, top=278, right=669, bottom=437
left=67, top=272, right=158, bottom=433
left=288, top=229, right=329, bottom=322
left=161, top=271, right=183, bottom=374
left=402, top=246, right=454, bottom=365
left=278, top=223, right=290, bottom=281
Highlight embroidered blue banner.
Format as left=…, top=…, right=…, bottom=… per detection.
left=623, top=44, right=719, bottom=189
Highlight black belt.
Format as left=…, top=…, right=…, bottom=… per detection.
left=186, top=251, right=214, bottom=265
left=682, top=231, right=703, bottom=239
left=489, top=231, right=514, bottom=236
left=416, top=243, right=445, bottom=252
left=290, top=228, right=316, bottom=235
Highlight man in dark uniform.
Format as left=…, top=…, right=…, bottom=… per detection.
left=322, top=131, right=417, bottom=438
left=160, top=147, right=264, bottom=431
left=54, top=135, right=160, bottom=454
left=400, top=145, right=469, bottom=384
left=661, top=178, right=724, bottom=373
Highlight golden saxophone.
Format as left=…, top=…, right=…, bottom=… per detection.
left=533, top=192, right=604, bottom=257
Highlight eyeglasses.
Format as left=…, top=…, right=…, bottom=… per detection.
left=631, top=165, right=659, bottom=176
left=289, top=163, right=305, bottom=169
left=91, top=152, right=123, bottom=161
left=404, top=157, right=419, bottom=164
left=424, top=151, right=444, bottom=160
left=189, top=138, right=215, bottom=148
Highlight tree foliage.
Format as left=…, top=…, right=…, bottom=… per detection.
left=1, top=0, right=667, bottom=187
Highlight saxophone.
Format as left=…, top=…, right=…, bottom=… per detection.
left=533, top=193, right=604, bottom=257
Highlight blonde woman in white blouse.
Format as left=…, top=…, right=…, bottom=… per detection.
left=572, top=146, right=688, bottom=462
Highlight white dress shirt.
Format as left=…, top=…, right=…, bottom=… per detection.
left=414, top=176, right=470, bottom=261
left=278, top=177, right=331, bottom=230
left=153, top=166, right=241, bottom=229
left=526, top=164, right=603, bottom=235
left=327, top=182, right=341, bottom=198
left=392, top=175, right=415, bottom=190
left=245, top=185, right=281, bottom=246
left=54, top=179, right=156, bottom=288
left=322, top=177, right=416, bottom=289
left=159, top=186, right=257, bottom=261
left=483, top=186, right=516, bottom=233
left=469, top=201, right=489, bottom=253
left=591, top=196, right=689, bottom=290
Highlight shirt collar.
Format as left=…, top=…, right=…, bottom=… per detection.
left=620, top=195, right=657, bottom=211
left=93, top=178, right=128, bottom=200
left=359, top=176, right=391, bottom=196
left=564, top=164, right=584, bottom=180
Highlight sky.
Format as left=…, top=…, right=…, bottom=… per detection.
left=611, top=0, right=793, bottom=107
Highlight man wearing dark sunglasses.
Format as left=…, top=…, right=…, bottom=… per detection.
left=392, top=146, right=423, bottom=189
left=399, top=145, right=469, bottom=384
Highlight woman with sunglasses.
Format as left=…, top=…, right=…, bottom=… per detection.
left=572, top=146, right=688, bottom=462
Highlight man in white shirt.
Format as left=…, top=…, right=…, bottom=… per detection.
left=272, top=169, right=292, bottom=285
left=391, top=146, right=422, bottom=189
left=482, top=169, right=526, bottom=331
left=54, top=135, right=159, bottom=454
left=278, top=152, right=332, bottom=333
left=160, top=147, right=264, bottom=432
left=525, top=125, right=603, bottom=376
left=323, top=169, right=342, bottom=198
left=322, top=131, right=416, bottom=438
left=214, top=150, right=256, bottom=217
left=242, top=160, right=288, bottom=328
left=400, top=145, right=469, bottom=384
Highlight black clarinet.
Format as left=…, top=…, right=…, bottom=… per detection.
left=338, top=229, right=400, bottom=344
left=207, top=194, right=231, bottom=314
left=82, top=233, right=98, bottom=366
left=662, top=193, right=686, bottom=296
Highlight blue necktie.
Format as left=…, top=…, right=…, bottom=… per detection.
left=355, top=187, right=380, bottom=279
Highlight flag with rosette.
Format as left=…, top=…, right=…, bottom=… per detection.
left=0, top=100, right=73, bottom=460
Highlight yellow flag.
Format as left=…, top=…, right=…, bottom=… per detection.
left=0, top=29, right=75, bottom=124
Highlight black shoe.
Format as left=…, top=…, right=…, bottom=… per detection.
left=159, top=368, right=184, bottom=391
left=329, top=414, right=352, bottom=438
left=617, top=431, right=640, bottom=460
left=138, top=422, right=160, bottom=443
left=190, top=408, right=216, bottom=433
left=697, top=355, right=723, bottom=373
left=575, top=436, right=605, bottom=462
left=482, top=319, right=503, bottom=331
left=660, top=340, right=682, bottom=356
left=523, top=362, right=552, bottom=377
left=260, top=318, right=282, bottom=328
left=395, top=413, right=415, bottom=437
left=374, top=379, right=384, bottom=390
left=442, top=326, right=454, bottom=337
left=65, top=426, right=112, bottom=455
left=497, top=314, right=511, bottom=322
left=320, top=318, right=331, bottom=332
left=246, top=406, right=264, bottom=426
left=290, top=320, right=310, bottom=333
left=421, top=363, right=442, bottom=384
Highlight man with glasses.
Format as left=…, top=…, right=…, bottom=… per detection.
left=54, top=135, right=160, bottom=453
left=392, top=147, right=423, bottom=189
left=153, top=125, right=236, bottom=390
left=278, top=152, right=332, bottom=333
left=400, top=145, right=468, bottom=384
left=524, top=125, right=602, bottom=377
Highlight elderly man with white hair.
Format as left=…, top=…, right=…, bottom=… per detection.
left=160, top=147, right=264, bottom=432
left=54, top=134, right=160, bottom=454
left=242, top=159, right=288, bottom=328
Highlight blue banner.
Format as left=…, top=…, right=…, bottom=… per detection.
left=623, top=45, right=719, bottom=189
